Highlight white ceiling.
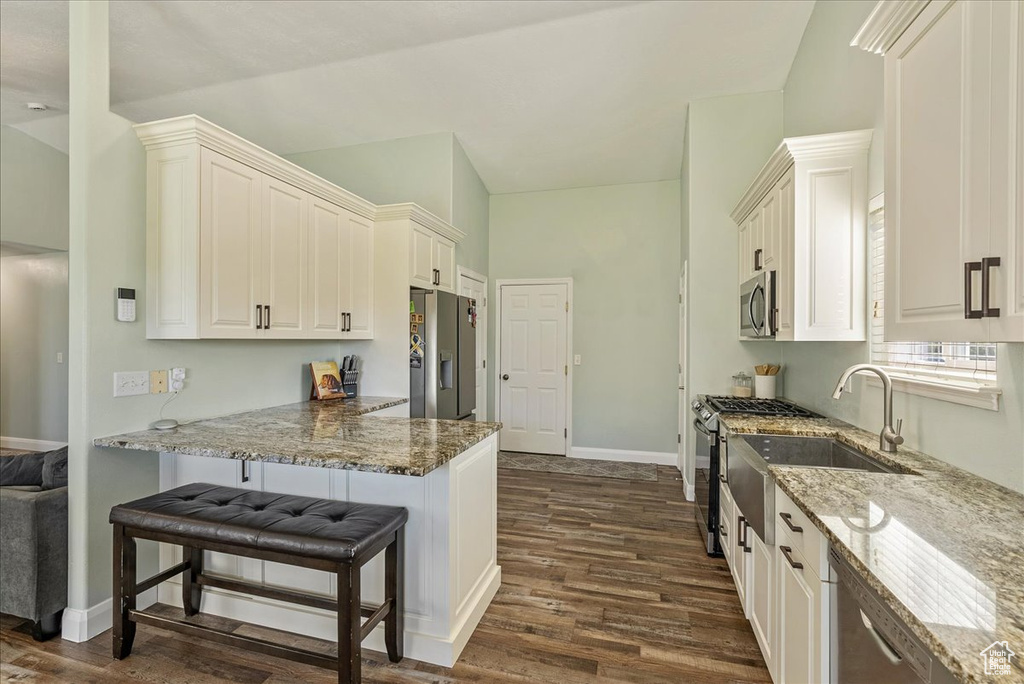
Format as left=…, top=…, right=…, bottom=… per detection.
left=1, top=0, right=814, bottom=194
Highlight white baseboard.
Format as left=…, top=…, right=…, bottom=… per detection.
left=569, top=446, right=677, bottom=466
left=0, top=436, right=67, bottom=452
left=61, top=588, right=156, bottom=643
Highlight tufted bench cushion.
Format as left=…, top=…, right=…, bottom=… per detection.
left=109, top=482, right=408, bottom=563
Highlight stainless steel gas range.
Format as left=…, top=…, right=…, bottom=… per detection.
left=690, top=395, right=819, bottom=557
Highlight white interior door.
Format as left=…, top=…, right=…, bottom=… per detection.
left=498, top=283, right=568, bottom=455
left=459, top=269, right=487, bottom=420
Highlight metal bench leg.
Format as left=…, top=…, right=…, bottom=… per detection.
left=337, top=563, right=361, bottom=684
left=182, top=546, right=204, bottom=616
left=385, top=529, right=404, bottom=663
left=112, top=523, right=137, bottom=659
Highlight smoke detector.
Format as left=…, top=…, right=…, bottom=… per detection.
left=26, top=102, right=48, bottom=111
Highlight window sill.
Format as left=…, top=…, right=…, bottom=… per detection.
left=864, top=372, right=1002, bottom=411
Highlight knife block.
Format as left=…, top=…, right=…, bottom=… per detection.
left=340, top=369, right=358, bottom=398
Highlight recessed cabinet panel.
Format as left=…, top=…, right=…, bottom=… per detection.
left=435, top=236, right=456, bottom=291
left=346, top=214, right=374, bottom=337
left=262, top=177, right=306, bottom=338
left=410, top=224, right=435, bottom=288
left=776, top=171, right=795, bottom=339
left=309, top=198, right=346, bottom=336
left=200, top=149, right=263, bottom=338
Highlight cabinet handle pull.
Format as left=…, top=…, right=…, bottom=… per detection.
left=256, top=304, right=263, bottom=330
left=719, top=524, right=728, bottom=539
left=241, top=460, right=250, bottom=483
left=780, top=545, right=803, bottom=570
left=345, top=312, right=351, bottom=332
left=754, top=248, right=762, bottom=271
left=780, top=511, right=803, bottom=533
left=982, top=257, right=1001, bottom=318
left=718, top=473, right=728, bottom=484
left=265, top=305, right=271, bottom=330
left=964, top=262, right=983, bottom=319
left=737, top=516, right=747, bottom=548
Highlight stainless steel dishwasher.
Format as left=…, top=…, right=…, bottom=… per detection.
left=829, top=546, right=958, bottom=684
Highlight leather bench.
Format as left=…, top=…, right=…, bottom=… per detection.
left=109, top=482, right=407, bottom=683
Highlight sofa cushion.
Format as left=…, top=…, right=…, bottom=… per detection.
left=0, top=452, right=45, bottom=486
left=42, top=447, right=68, bottom=490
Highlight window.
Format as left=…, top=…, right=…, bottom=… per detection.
left=869, top=199, right=1000, bottom=409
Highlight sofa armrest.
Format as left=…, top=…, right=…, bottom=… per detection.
left=0, top=486, right=69, bottom=621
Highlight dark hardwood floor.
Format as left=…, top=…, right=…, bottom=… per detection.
left=1, top=465, right=770, bottom=683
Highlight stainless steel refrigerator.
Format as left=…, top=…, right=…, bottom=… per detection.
left=410, top=289, right=476, bottom=420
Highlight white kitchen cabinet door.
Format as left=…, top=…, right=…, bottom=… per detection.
left=200, top=148, right=263, bottom=338
left=776, top=541, right=823, bottom=684
left=739, top=223, right=752, bottom=285
left=410, top=223, right=435, bottom=289
left=748, top=530, right=774, bottom=672
left=435, top=235, right=456, bottom=293
left=719, top=482, right=734, bottom=570
left=732, top=508, right=750, bottom=615
left=261, top=177, right=307, bottom=338
left=885, top=0, right=1004, bottom=341
left=345, top=213, right=374, bottom=338
left=986, top=1, right=1024, bottom=341
left=308, top=197, right=347, bottom=337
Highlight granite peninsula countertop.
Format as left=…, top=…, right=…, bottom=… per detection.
left=720, top=412, right=1024, bottom=684
left=94, top=397, right=502, bottom=477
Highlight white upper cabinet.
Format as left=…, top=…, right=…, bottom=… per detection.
left=200, top=149, right=263, bottom=339
left=406, top=219, right=458, bottom=294
left=262, top=176, right=307, bottom=338
left=856, top=0, right=1023, bottom=342
left=137, top=116, right=375, bottom=340
left=732, top=131, right=872, bottom=341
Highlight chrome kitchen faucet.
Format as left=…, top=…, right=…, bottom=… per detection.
left=832, top=364, right=904, bottom=453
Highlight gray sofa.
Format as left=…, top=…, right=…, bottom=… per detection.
left=0, top=448, right=69, bottom=640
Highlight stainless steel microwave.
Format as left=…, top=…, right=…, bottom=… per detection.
left=740, top=271, right=776, bottom=339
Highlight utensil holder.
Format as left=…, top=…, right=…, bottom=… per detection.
left=754, top=374, right=776, bottom=399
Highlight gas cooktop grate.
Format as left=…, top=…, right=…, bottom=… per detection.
left=705, top=396, right=820, bottom=418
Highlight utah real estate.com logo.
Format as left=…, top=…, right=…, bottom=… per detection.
left=980, top=641, right=1015, bottom=677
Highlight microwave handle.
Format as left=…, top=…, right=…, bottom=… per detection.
left=750, top=283, right=766, bottom=337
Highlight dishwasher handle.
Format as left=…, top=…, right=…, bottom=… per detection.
left=860, top=610, right=904, bottom=666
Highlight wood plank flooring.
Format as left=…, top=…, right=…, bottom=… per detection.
left=1, top=465, right=770, bottom=683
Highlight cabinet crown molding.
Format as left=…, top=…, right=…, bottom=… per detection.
left=731, top=129, right=874, bottom=225
left=375, top=203, right=466, bottom=243
left=134, top=114, right=380, bottom=221
left=850, top=0, right=931, bottom=55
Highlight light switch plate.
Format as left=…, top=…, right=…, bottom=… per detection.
left=150, top=370, right=168, bottom=394
left=114, top=371, right=149, bottom=397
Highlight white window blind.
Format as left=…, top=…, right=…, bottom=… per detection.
left=870, top=206, right=997, bottom=381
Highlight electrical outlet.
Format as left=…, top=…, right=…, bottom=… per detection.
left=114, top=371, right=149, bottom=397
left=169, top=367, right=186, bottom=392
left=574, top=354, right=582, bottom=366
left=150, top=370, right=168, bottom=394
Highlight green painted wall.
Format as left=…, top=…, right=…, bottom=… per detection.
left=451, top=136, right=489, bottom=276
left=780, top=0, right=1024, bottom=492
left=284, top=133, right=454, bottom=222
left=489, top=181, right=680, bottom=454
left=1, top=125, right=70, bottom=251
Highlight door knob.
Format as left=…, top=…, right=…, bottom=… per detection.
left=502, top=374, right=509, bottom=381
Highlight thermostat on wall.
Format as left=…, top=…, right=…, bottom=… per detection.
left=116, top=288, right=136, bottom=322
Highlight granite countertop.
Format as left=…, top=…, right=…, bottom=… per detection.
left=721, top=413, right=1024, bottom=684
left=94, top=397, right=502, bottom=477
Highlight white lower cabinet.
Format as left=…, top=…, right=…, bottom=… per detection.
left=719, top=481, right=831, bottom=683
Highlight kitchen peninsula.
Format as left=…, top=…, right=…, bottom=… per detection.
left=95, top=397, right=502, bottom=667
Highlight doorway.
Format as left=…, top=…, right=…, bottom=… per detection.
left=678, top=263, right=693, bottom=500
left=457, top=266, right=488, bottom=421
left=495, top=279, right=572, bottom=455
